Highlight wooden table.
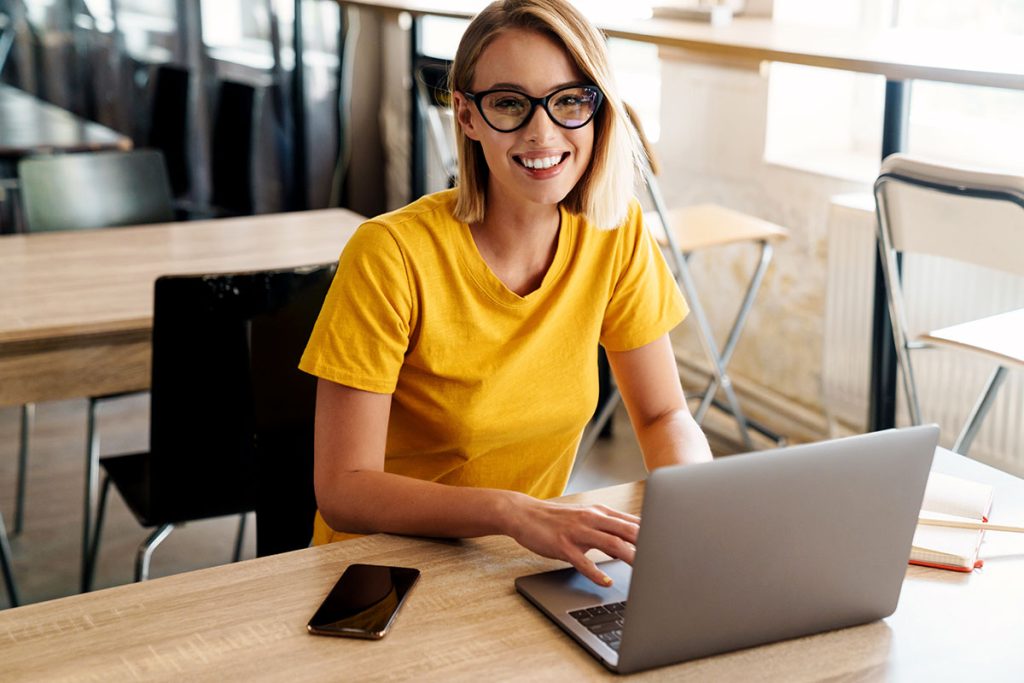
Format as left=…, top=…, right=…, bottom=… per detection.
left=0, top=84, right=132, bottom=160
left=1, top=448, right=1021, bottom=681
left=921, top=309, right=1024, bottom=369
left=0, top=208, right=364, bottom=408
left=341, top=0, right=1024, bottom=89
left=0, top=208, right=364, bottom=599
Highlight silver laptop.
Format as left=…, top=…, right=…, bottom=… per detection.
left=516, top=425, right=939, bottom=674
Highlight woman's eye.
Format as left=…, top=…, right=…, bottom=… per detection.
left=555, top=95, right=581, bottom=107
left=492, top=97, right=526, bottom=112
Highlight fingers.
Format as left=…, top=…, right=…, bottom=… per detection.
left=595, top=504, right=641, bottom=526
left=567, top=549, right=614, bottom=587
left=590, top=511, right=640, bottom=546
left=579, top=527, right=636, bottom=566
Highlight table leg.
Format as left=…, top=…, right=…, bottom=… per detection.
left=868, top=79, right=911, bottom=432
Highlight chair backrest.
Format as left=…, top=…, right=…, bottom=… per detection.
left=147, top=64, right=191, bottom=198
left=251, top=263, right=337, bottom=556
left=148, top=263, right=336, bottom=536
left=17, top=149, right=175, bottom=232
left=414, top=58, right=458, bottom=188
left=210, top=79, right=257, bottom=215
left=875, top=154, right=1024, bottom=277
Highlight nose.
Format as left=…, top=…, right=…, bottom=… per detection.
left=523, top=103, right=558, bottom=142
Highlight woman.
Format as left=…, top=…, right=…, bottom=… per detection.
left=300, top=0, right=712, bottom=587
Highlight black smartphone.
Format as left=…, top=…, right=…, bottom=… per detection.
left=306, top=563, right=420, bottom=639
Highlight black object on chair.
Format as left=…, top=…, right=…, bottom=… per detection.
left=16, top=149, right=175, bottom=591
left=86, top=263, right=336, bottom=585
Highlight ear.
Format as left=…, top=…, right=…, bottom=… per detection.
left=452, top=91, right=483, bottom=142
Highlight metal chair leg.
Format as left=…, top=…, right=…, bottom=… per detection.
left=0, top=511, right=20, bottom=608
left=692, top=242, right=772, bottom=419
left=80, top=397, right=101, bottom=593
left=952, top=366, right=1008, bottom=456
left=136, top=524, right=174, bottom=582
left=14, top=403, right=33, bottom=535
left=83, top=475, right=113, bottom=593
left=643, top=166, right=754, bottom=450
left=233, top=513, right=247, bottom=563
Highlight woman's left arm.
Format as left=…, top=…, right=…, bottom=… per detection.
left=606, top=333, right=713, bottom=470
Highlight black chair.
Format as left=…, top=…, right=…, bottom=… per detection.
left=251, top=271, right=331, bottom=557
left=146, top=64, right=191, bottom=200
left=16, top=149, right=175, bottom=590
left=210, top=79, right=258, bottom=216
left=86, top=262, right=336, bottom=585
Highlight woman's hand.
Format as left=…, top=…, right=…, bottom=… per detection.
left=505, top=496, right=640, bottom=586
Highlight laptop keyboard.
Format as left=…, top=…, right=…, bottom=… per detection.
left=569, top=601, right=627, bottom=651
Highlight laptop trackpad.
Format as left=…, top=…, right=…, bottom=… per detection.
left=516, top=559, right=632, bottom=613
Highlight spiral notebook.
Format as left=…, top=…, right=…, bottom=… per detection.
left=913, top=464, right=995, bottom=572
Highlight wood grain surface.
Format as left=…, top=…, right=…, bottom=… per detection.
left=0, top=208, right=363, bottom=406
left=1, top=450, right=1022, bottom=681
left=338, top=1, right=1024, bottom=90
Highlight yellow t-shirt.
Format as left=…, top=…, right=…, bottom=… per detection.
left=300, top=189, right=687, bottom=543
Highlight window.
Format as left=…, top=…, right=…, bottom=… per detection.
left=766, top=0, right=1024, bottom=181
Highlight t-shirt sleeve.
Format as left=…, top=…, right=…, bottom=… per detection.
left=299, top=221, right=413, bottom=393
left=600, top=200, right=689, bottom=352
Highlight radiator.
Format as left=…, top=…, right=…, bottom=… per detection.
left=822, top=194, right=1024, bottom=476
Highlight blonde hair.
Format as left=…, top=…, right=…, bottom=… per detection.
left=450, top=0, right=641, bottom=229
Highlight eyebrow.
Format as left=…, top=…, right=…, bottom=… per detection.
left=482, top=80, right=584, bottom=93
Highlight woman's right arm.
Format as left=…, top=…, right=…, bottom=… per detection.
left=312, top=378, right=640, bottom=586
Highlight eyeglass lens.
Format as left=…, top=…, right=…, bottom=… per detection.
left=477, top=86, right=601, bottom=131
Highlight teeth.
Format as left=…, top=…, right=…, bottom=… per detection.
left=520, top=155, right=563, bottom=169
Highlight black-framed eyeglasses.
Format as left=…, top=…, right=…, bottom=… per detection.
left=463, top=84, right=604, bottom=133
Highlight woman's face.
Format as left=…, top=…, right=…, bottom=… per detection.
left=455, top=28, right=596, bottom=215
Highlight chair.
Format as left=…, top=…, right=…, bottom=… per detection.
left=16, top=149, right=174, bottom=590
left=250, top=267, right=335, bottom=556
left=145, top=63, right=191, bottom=199
left=210, top=79, right=258, bottom=216
left=580, top=105, right=789, bottom=457
left=85, top=263, right=335, bottom=585
left=414, top=58, right=458, bottom=190
left=874, top=154, right=1024, bottom=455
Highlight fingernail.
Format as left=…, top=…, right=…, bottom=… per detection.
left=602, top=575, right=613, bottom=586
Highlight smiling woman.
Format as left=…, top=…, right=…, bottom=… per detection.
left=299, top=0, right=712, bottom=589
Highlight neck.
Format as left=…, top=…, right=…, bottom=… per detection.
left=469, top=189, right=562, bottom=296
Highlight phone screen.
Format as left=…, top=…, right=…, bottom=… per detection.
left=307, top=564, right=420, bottom=639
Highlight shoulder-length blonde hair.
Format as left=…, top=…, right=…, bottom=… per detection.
left=450, top=0, right=641, bottom=230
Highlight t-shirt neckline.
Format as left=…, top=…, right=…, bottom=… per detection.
left=456, top=204, right=574, bottom=307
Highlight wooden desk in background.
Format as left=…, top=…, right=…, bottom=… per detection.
left=0, top=208, right=364, bottom=594
left=1, top=448, right=1022, bottom=681
left=0, top=84, right=132, bottom=160
left=0, top=208, right=363, bottom=408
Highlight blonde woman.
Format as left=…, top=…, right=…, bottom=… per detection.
left=301, top=0, right=712, bottom=587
